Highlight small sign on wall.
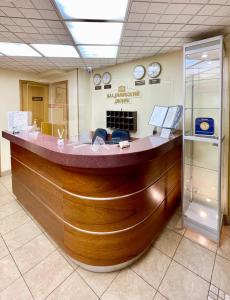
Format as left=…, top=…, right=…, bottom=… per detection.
left=104, top=84, right=111, bottom=89
left=95, top=86, right=102, bottom=90
left=32, top=97, right=43, bottom=101
left=135, top=80, right=145, bottom=86
left=149, top=78, right=161, bottom=84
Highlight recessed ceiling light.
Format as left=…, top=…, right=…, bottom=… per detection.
left=31, top=44, right=79, bottom=58
left=55, top=0, right=128, bottom=21
left=78, top=45, right=118, bottom=58
left=66, top=22, right=123, bottom=45
left=0, top=42, right=41, bottom=56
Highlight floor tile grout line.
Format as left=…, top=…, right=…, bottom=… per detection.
left=57, top=247, right=79, bottom=270
left=0, top=233, right=35, bottom=300
left=130, top=266, right=160, bottom=292
left=76, top=268, right=104, bottom=299
left=99, top=269, right=121, bottom=299
left=21, top=248, right=57, bottom=277
left=43, top=270, right=75, bottom=300
left=0, top=204, right=23, bottom=222
left=155, top=225, right=184, bottom=299
left=1, top=223, right=43, bottom=254
left=0, top=216, right=32, bottom=236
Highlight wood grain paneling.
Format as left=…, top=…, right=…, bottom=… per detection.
left=9, top=136, right=182, bottom=270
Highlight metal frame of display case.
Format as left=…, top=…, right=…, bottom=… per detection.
left=182, top=35, right=225, bottom=243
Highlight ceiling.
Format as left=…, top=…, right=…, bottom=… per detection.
left=0, top=0, right=230, bottom=73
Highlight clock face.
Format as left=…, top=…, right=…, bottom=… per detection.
left=102, top=72, right=112, bottom=84
left=200, top=121, right=210, bottom=131
left=93, top=74, right=101, bottom=86
left=147, top=63, right=161, bottom=78
left=133, top=65, right=145, bottom=80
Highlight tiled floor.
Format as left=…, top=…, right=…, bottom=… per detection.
left=0, top=175, right=230, bottom=300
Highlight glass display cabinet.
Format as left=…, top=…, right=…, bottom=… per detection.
left=183, top=36, right=227, bottom=242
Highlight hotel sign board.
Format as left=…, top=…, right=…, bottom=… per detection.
left=107, top=85, right=141, bottom=104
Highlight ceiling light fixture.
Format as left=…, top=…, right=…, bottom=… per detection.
left=66, top=22, right=123, bottom=45
left=55, top=0, right=128, bottom=21
left=31, top=44, right=79, bottom=58
left=78, top=45, right=118, bottom=58
left=0, top=43, right=41, bottom=57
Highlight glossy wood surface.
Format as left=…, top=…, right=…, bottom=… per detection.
left=5, top=133, right=182, bottom=270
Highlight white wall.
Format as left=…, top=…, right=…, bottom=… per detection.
left=91, top=50, right=183, bottom=138
left=0, top=69, right=39, bottom=174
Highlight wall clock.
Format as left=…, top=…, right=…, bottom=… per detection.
left=147, top=62, right=161, bottom=78
left=93, top=74, right=101, bottom=86
left=102, top=72, right=112, bottom=84
left=133, top=65, right=145, bottom=80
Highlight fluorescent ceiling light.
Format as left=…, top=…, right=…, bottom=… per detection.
left=0, top=43, right=41, bottom=57
left=66, top=22, right=123, bottom=45
left=78, top=45, right=118, bottom=58
left=55, top=0, right=128, bottom=21
left=31, top=44, right=79, bottom=58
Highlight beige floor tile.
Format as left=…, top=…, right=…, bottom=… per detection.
left=44, top=232, right=59, bottom=248
left=212, top=255, right=230, bottom=295
left=24, top=250, right=73, bottom=299
left=0, top=210, right=30, bottom=235
left=0, top=201, right=22, bottom=220
left=167, top=213, right=185, bottom=235
left=131, top=247, right=171, bottom=289
left=154, top=228, right=182, bottom=257
left=0, top=184, right=9, bottom=197
left=77, top=267, right=118, bottom=297
left=3, top=220, right=41, bottom=252
left=217, top=234, right=230, bottom=261
left=0, top=194, right=15, bottom=208
left=58, top=248, right=79, bottom=269
left=12, top=234, right=55, bottom=274
left=174, top=237, right=215, bottom=281
left=0, top=277, right=32, bottom=300
left=0, top=175, right=12, bottom=193
left=184, top=228, right=217, bottom=252
left=0, top=237, right=9, bottom=259
left=101, top=268, right=156, bottom=300
left=47, top=271, right=98, bottom=300
left=0, top=254, right=21, bottom=292
left=154, top=292, right=167, bottom=300
left=159, top=261, right=209, bottom=300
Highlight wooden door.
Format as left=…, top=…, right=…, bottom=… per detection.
left=20, top=81, right=49, bottom=128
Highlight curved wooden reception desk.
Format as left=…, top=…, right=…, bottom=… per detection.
left=3, top=130, right=182, bottom=272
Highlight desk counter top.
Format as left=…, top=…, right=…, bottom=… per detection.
left=2, top=130, right=182, bottom=169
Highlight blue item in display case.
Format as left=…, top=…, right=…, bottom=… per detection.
left=195, top=117, right=214, bottom=135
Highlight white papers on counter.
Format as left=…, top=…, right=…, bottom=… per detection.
left=8, top=111, right=32, bottom=132
left=163, top=105, right=183, bottom=129
left=149, top=106, right=168, bottom=127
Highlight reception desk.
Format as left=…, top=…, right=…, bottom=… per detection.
left=2, top=130, right=182, bottom=272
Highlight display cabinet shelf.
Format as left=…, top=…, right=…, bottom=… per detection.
left=182, top=36, right=227, bottom=243
left=106, top=111, right=137, bottom=132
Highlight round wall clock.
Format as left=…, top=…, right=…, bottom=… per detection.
left=93, top=74, right=101, bottom=86
left=133, top=65, right=145, bottom=80
left=147, top=62, right=161, bottom=78
left=102, top=72, right=112, bottom=84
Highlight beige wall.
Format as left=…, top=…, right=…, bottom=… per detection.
left=0, top=69, right=39, bottom=174
left=0, top=68, right=91, bottom=174
left=91, top=50, right=183, bottom=138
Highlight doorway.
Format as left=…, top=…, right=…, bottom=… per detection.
left=20, top=81, right=49, bottom=128
left=20, top=80, right=69, bottom=138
